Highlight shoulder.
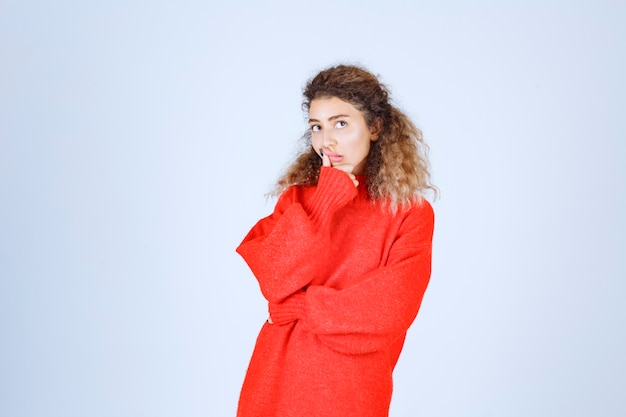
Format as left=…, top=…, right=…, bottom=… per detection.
left=395, top=197, right=434, bottom=220
left=411, top=198, right=434, bottom=221
left=397, top=198, right=435, bottom=236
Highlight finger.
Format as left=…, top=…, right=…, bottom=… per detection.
left=320, top=148, right=331, bottom=167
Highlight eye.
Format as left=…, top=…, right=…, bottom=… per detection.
left=335, top=120, right=347, bottom=128
left=311, top=125, right=321, bottom=132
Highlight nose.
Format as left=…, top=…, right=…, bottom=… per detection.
left=321, top=129, right=336, bottom=149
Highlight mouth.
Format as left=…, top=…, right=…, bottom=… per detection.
left=323, top=150, right=343, bottom=163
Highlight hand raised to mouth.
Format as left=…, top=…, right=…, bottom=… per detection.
left=319, top=148, right=359, bottom=187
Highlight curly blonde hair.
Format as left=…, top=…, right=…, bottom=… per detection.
left=274, top=64, right=437, bottom=209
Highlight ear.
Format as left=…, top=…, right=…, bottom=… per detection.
left=369, top=118, right=383, bottom=141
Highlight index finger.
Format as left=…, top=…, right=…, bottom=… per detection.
left=320, top=148, right=331, bottom=167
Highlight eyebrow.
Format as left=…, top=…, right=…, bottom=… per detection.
left=308, top=114, right=350, bottom=123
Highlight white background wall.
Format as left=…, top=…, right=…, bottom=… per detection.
left=1, top=1, right=624, bottom=416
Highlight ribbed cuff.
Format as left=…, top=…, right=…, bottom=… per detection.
left=306, top=167, right=358, bottom=228
left=268, top=290, right=307, bottom=326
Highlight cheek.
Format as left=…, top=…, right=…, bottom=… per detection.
left=355, top=133, right=372, bottom=153
left=360, top=141, right=372, bottom=157
left=310, top=134, right=322, bottom=149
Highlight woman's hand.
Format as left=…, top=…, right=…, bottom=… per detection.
left=267, top=290, right=307, bottom=326
left=320, top=148, right=359, bottom=187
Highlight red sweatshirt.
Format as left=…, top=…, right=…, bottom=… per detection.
left=236, top=167, right=434, bottom=417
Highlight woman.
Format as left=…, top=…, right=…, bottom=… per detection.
left=236, top=64, right=436, bottom=417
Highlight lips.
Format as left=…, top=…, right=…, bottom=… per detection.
left=324, top=151, right=343, bottom=163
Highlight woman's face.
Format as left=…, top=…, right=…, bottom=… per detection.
left=308, top=97, right=379, bottom=176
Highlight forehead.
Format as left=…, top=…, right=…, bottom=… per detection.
left=309, top=97, right=362, bottom=118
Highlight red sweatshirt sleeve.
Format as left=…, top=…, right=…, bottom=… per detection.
left=236, top=167, right=358, bottom=303
left=268, top=290, right=306, bottom=325
left=302, top=201, right=434, bottom=355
